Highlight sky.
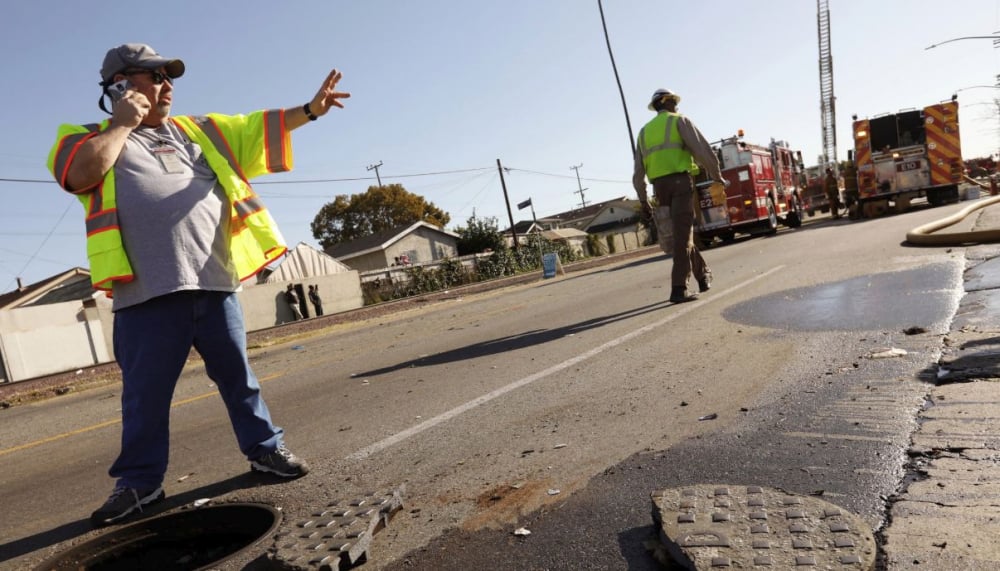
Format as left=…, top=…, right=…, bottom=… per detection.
left=2, top=0, right=1000, bottom=289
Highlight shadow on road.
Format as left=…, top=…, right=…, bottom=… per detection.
left=355, top=300, right=672, bottom=377
left=0, top=471, right=287, bottom=565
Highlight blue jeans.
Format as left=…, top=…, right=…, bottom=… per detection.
left=110, top=291, right=283, bottom=489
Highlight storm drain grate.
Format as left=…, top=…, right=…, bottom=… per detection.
left=651, top=484, right=875, bottom=570
left=270, top=487, right=404, bottom=570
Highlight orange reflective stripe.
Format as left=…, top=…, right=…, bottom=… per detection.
left=87, top=182, right=105, bottom=216
left=234, top=196, right=266, bottom=219
left=53, top=123, right=100, bottom=189
left=263, top=110, right=288, bottom=172
left=85, top=210, right=118, bottom=236
left=188, top=116, right=248, bottom=182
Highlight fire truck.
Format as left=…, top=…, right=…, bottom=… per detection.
left=694, top=133, right=805, bottom=247
left=801, top=165, right=831, bottom=217
left=851, top=98, right=963, bottom=217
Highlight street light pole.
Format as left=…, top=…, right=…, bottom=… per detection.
left=926, top=34, right=1000, bottom=50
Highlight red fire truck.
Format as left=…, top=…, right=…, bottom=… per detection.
left=694, top=133, right=805, bottom=247
left=851, top=98, right=963, bottom=217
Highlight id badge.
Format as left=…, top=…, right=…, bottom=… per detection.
left=153, top=147, right=185, bottom=174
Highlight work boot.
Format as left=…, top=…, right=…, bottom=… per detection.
left=669, top=286, right=698, bottom=304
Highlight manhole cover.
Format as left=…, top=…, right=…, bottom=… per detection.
left=35, top=502, right=280, bottom=570
left=651, top=484, right=875, bottom=569
left=271, top=488, right=404, bottom=570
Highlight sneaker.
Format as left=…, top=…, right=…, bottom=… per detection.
left=250, top=444, right=310, bottom=478
left=90, top=486, right=164, bottom=527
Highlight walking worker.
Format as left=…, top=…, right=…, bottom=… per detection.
left=47, top=43, right=350, bottom=527
left=632, top=88, right=724, bottom=303
left=824, top=167, right=842, bottom=219
left=308, top=284, right=324, bottom=316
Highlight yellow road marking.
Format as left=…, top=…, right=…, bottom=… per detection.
left=0, top=372, right=284, bottom=457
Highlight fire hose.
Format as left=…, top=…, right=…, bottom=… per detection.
left=905, top=176, right=1000, bottom=245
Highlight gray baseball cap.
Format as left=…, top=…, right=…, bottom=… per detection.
left=100, top=43, right=185, bottom=84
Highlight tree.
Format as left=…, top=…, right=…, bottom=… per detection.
left=454, top=213, right=506, bottom=255
left=311, top=183, right=450, bottom=248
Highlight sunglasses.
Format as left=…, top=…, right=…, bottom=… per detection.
left=122, top=70, right=172, bottom=85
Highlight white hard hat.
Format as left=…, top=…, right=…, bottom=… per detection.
left=648, top=88, right=681, bottom=110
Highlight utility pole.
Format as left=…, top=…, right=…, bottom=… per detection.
left=497, top=159, right=518, bottom=250
left=367, top=161, right=383, bottom=186
left=570, top=164, right=589, bottom=208
left=597, top=0, right=636, bottom=158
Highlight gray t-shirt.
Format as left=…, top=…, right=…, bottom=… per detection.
left=111, top=120, right=239, bottom=311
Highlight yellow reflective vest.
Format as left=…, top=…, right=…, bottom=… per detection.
left=47, top=111, right=291, bottom=291
left=637, top=111, right=699, bottom=180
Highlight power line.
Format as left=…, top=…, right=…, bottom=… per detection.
left=4, top=199, right=75, bottom=291
left=0, top=178, right=56, bottom=184
left=503, top=167, right=630, bottom=184
left=0, top=166, right=495, bottom=186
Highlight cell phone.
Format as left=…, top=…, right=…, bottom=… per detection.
left=107, top=79, right=133, bottom=103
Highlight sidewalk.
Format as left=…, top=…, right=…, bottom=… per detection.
left=882, top=202, right=1000, bottom=569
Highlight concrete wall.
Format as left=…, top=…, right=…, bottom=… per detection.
left=0, top=272, right=362, bottom=384
left=594, top=226, right=649, bottom=254
left=238, top=270, right=363, bottom=329
left=0, top=299, right=113, bottom=383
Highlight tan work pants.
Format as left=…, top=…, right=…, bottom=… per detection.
left=651, top=173, right=709, bottom=289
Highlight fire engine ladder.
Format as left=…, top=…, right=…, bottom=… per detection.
left=817, top=0, right=837, bottom=169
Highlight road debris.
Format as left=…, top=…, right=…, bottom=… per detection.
left=698, top=413, right=718, bottom=421
left=547, top=489, right=561, bottom=496
left=513, top=527, right=531, bottom=536
left=869, top=347, right=908, bottom=359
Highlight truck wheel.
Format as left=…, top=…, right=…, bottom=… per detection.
left=696, top=233, right=712, bottom=250
left=927, top=190, right=945, bottom=206
left=764, top=198, right=778, bottom=235
left=784, top=197, right=803, bottom=228
left=721, top=230, right=736, bottom=243
left=807, top=208, right=815, bottom=217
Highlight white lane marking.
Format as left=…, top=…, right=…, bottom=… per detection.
left=346, top=266, right=785, bottom=460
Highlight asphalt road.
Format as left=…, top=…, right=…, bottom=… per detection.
left=0, top=200, right=980, bottom=569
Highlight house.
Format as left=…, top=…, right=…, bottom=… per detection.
left=500, top=220, right=546, bottom=248
left=540, top=228, right=590, bottom=257
left=325, top=221, right=459, bottom=272
left=540, top=196, right=643, bottom=234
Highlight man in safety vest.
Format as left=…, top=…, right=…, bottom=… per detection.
left=47, top=43, right=350, bottom=527
left=632, top=88, right=725, bottom=303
